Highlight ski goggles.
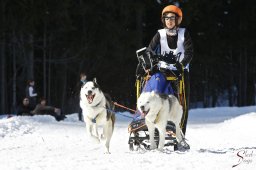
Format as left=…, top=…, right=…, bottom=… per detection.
left=163, top=16, right=176, bottom=21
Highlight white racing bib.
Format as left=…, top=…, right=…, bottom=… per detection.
left=158, top=28, right=189, bottom=70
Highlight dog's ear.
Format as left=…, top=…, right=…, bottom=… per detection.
left=93, top=77, right=97, bottom=84
left=150, top=91, right=155, bottom=97
left=93, top=77, right=97, bottom=83
left=93, top=77, right=99, bottom=88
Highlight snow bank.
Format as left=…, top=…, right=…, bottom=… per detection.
left=188, top=105, right=256, bottom=124
left=0, top=107, right=256, bottom=170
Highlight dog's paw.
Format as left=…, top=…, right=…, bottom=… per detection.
left=104, top=148, right=111, bottom=154
left=150, top=143, right=157, bottom=150
left=157, top=147, right=164, bottom=152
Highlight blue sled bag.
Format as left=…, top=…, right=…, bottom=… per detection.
left=142, top=72, right=174, bottom=95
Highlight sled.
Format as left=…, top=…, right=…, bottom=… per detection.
left=128, top=47, right=188, bottom=151
left=128, top=118, right=178, bottom=151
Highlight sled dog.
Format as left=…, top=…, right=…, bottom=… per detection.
left=137, top=91, right=188, bottom=151
left=80, top=78, right=115, bottom=153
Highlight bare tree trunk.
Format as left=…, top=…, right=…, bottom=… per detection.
left=27, top=33, right=34, bottom=80
left=136, top=2, right=144, bottom=47
left=238, top=50, right=242, bottom=106
left=243, top=48, right=248, bottom=105
left=203, top=67, right=209, bottom=107
left=12, top=31, right=17, bottom=113
left=253, top=52, right=256, bottom=105
left=0, top=0, right=6, bottom=114
left=43, top=24, right=47, bottom=98
left=228, top=52, right=233, bottom=107
left=61, top=60, right=68, bottom=112
left=237, top=10, right=248, bottom=106
left=0, top=35, right=6, bottom=114
left=238, top=47, right=247, bottom=106
left=47, top=35, right=52, bottom=104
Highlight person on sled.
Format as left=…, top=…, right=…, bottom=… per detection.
left=142, top=5, right=193, bottom=135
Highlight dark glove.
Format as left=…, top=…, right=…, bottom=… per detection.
left=163, top=52, right=176, bottom=64
left=174, top=61, right=184, bottom=73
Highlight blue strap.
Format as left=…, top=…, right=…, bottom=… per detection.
left=105, top=108, right=135, bottom=120
left=115, top=112, right=135, bottom=120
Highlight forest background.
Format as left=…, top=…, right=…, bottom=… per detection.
left=1, top=0, right=255, bottom=114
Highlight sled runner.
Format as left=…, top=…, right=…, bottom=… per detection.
left=128, top=47, right=189, bottom=151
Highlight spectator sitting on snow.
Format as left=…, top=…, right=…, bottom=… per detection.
left=16, top=97, right=34, bottom=116
left=31, top=97, right=66, bottom=121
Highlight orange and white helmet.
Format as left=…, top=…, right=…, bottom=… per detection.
left=161, top=5, right=183, bottom=25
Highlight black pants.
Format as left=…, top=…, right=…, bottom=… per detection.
left=181, top=70, right=190, bottom=135
left=169, top=70, right=190, bottom=135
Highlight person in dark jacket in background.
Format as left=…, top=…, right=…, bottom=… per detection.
left=80, top=72, right=87, bottom=85
left=17, top=97, right=33, bottom=116
left=31, top=97, right=66, bottom=121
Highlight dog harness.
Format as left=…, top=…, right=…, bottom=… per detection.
left=88, top=101, right=103, bottom=123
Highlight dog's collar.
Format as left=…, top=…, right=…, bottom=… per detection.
left=92, top=100, right=102, bottom=108
left=88, top=114, right=99, bottom=123
left=89, top=101, right=102, bottom=123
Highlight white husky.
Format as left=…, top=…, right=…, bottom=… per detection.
left=137, top=91, right=189, bottom=151
left=80, top=78, right=115, bottom=153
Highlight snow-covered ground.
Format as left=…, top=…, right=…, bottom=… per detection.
left=0, top=106, right=256, bottom=170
